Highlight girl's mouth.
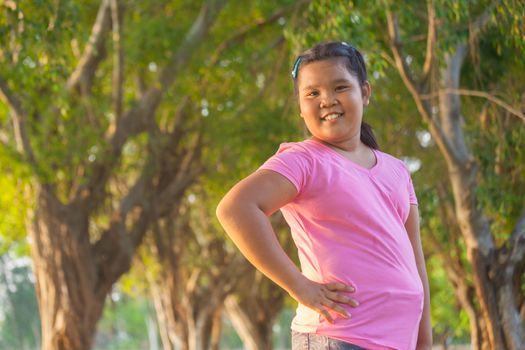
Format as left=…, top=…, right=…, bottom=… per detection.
left=322, top=113, right=343, bottom=121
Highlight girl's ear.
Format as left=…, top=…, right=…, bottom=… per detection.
left=362, top=81, right=372, bottom=106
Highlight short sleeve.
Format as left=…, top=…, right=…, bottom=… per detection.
left=400, top=159, right=418, bottom=206
left=407, top=174, right=418, bottom=205
left=258, top=143, right=311, bottom=194
left=407, top=174, right=418, bottom=206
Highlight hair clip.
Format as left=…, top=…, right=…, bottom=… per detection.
left=291, top=57, right=302, bottom=79
left=341, top=41, right=356, bottom=52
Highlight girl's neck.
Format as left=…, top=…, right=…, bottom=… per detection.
left=310, top=136, right=363, bottom=154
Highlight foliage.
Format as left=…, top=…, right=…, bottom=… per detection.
left=1, top=0, right=524, bottom=347
left=461, top=33, right=525, bottom=243
left=427, top=254, right=471, bottom=342
left=0, top=124, right=32, bottom=256
left=282, top=0, right=525, bottom=343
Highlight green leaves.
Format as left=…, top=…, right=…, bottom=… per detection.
left=0, top=147, right=32, bottom=256
left=1, top=1, right=523, bottom=346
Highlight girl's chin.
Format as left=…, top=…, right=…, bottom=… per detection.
left=310, top=131, right=361, bottom=144
left=311, top=131, right=349, bottom=140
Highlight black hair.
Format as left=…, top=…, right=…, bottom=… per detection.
left=291, top=41, right=379, bottom=150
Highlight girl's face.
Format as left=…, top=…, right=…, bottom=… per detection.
left=297, top=57, right=371, bottom=146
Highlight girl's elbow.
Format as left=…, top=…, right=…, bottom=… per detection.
left=216, top=192, right=242, bottom=220
left=217, top=193, right=261, bottom=223
left=216, top=196, right=232, bottom=222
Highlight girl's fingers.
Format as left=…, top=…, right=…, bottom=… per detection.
left=303, top=281, right=359, bottom=323
left=326, top=290, right=359, bottom=307
left=325, top=282, right=355, bottom=293
left=347, top=297, right=359, bottom=307
left=318, top=307, right=334, bottom=323
left=321, top=300, right=351, bottom=319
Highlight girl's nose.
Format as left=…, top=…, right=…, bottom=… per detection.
left=319, top=93, right=338, bottom=108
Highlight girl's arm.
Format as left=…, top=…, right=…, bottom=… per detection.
left=216, top=169, right=358, bottom=323
left=405, top=204, right=433, bottom=349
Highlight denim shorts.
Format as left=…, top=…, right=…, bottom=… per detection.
left=291, top=330, right=368, bottom=350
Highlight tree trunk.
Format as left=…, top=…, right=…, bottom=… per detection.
left=440, top=48, right=525, bottom=349
left=430, top=186, right=484, bottom=350
left=0, top=0, right=227, bottom=347
left=29, top=190, right=110, bottom=350
left=147, top=206, right=246, bottom=350
left=225, top=296, right=274, bottom=350
left=187, top=306, right=217, bottom=350
left=224, top=268, right=286, bottom=350
left=210, top=306, right=223, bottom=350
left=386, top=8, right=525, bottom=347
left=150, top=254, right=241, bottom=350
left=150, top=276, right=189, bottom=350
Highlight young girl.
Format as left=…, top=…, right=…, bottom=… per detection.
left=216, top=42, right=432, bottom=350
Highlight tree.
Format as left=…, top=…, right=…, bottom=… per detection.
left=383, top=3, right=525, bottom=348
left=0, top=1, right=226, bottom=348
left=138, top=2, right=311, bottom=349
left=146, top=199, right=247, bottom=350
left=0, top=96, right=39, bottom=348
left=286, top=1, right=525, bottom=349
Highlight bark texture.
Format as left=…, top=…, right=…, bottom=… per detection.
left=386, top=4, right=525, bottom=349
left=31, top=190, right=105, bottom=350
left=225, top=271, right=285, bottom=350
left=0, top=1, right=227, bottom=349
left=147, top=204, right=248, bottom=350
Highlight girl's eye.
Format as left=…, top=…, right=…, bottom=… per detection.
left=306, top=91, right=319, bottom=97
left=336, top=85, right=349, bottom=91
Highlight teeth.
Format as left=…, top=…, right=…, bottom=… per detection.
left=324, top=113, right=340, bottom=121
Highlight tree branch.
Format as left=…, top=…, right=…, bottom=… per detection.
left=421, top=88, right=525, bottom=123
left=421, top=0, right=436, bottom=85
left=435, top=182, right=463, bottom=252
left=94, top=108, right=202, bottom=278
left=155, top=0, right=228, bottom=94
left=110, top=0, right=124, bottom=120
left=469, top=2, right=497, bottom=43
left=385, top=8, right=461, bottom=166
left=385, top=11, right=418, bottom=91
left=426, top=227, right=477, bottom=316
left=67, top=0, right=111, bottom=92
left=508, top=208, right=525, bottom=265
left=0, top=77, right=38, bottom=168
left=209, top=0, right=310, bottom=64
left=157, top=148, right=203, bottom=216
left=0, top=78, right=23, bottom=125
left=74, top=0, right=226, bottom=213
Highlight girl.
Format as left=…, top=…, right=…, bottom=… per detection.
left=216, top=42, right=432, bottom=350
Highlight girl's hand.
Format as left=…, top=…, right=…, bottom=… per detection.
left=289, top=277, right=359, bottom=323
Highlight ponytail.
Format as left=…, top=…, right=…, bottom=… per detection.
left=361, top=122, right=379, bottom=150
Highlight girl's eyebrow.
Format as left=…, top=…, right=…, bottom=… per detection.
left=301, top=78, right=352, bottom=91
left=332, top=78, right=352, bottom=84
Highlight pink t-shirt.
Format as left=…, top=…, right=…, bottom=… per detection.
left=259, top=139, right=424, bottom=350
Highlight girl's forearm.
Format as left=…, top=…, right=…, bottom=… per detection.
left=216, top=199, right=305, bottom=296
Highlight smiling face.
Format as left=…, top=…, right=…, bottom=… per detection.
left=297, top=57, right=371, bottom=147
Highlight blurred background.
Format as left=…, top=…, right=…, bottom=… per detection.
left=0, top=0, right=524, bottom=349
